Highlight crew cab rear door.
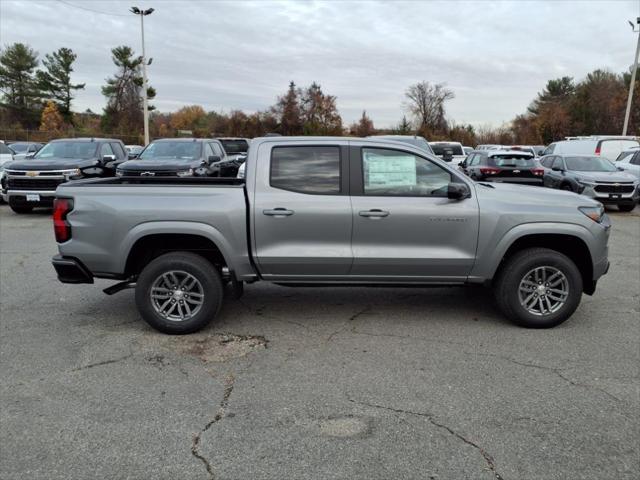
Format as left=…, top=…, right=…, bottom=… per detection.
left=252, top=141, right=352, bottom=278
left=349, top=144, right=479, bottom=281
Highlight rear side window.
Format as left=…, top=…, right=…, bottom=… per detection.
left=270, top=146, right=341, bottom=194
left=551, top=157, right=564, bottom=170
left=540, top=157, right=553, bottom=168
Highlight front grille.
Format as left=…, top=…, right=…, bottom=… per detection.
left=7, top=178, right=65, bottom=190
left=594, top=184, right=635, bottom=194
left=125, top=170, right=178, bottom=177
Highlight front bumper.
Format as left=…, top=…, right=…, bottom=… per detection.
left=579, top=184, right=640, bottom=204
left=52, top=255, right=94, bottom=284
left=7, top=190, right=57, bottom=206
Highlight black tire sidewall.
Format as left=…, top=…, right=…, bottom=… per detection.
left=135, top=252, right=223, bottom=334
left=500, top=250, right=583, bottom=328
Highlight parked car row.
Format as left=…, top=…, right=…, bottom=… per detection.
left=0, top=136, right=250, bottom=213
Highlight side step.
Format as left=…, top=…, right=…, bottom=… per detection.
left=103, top=278, right=137, bottom=295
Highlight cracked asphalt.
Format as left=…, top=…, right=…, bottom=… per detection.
left=1, top=205, right=638, bottom=480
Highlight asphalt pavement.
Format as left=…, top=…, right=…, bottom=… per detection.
left=1, top=204, right=638, bottom=480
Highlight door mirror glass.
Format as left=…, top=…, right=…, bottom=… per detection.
left=447, top=182, right=471, bottom=200
left=102, top=154, right=116, bottom=164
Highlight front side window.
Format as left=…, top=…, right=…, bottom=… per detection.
left=270, top=146, right=340, bottom=194
left=543, top=144, right=556, bottom=155
left=362, top=148, right=452, bottom=197
left=631, top=152, right=640, bottom=166
left=34, top=141, right=97, bottom=159
left=100, top=143, right=115, bottom=157
left=551, top=157, right=564, bottom=170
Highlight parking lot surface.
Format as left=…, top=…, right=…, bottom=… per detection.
left=1, top=205, right=638, bottom=480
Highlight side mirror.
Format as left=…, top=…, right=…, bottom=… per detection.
left=460, top=161, right=467, bottom=168
left=102, top=154, right=116, bottom=166
left=207, top=155, right=221, bottom=164
left=617, top=166, right=624, bottom=171
left=128, top=153, right=139, bottom=159
left=551, top=166, right=564, bottom=172
left=25, top=153, right=35, bottom=159
left=447, top=182, right=471, bottom=200
left=442, top=149, right=453, bottom=162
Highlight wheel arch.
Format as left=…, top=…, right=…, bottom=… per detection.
left=493, top=233, right=593, bottom=294
left=119, top=222, right=235, bottom=277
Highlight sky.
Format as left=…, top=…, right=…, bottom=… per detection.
left=1, top=0, right=639, bottom=128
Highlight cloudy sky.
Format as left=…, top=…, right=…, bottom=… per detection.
left=1, top=0, right=638, bottom=127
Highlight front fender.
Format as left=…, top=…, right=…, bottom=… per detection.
left=470, top=222, right=597, bottom=281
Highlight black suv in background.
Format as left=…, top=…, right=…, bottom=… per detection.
left=3, top=137, right=127, bottom=213
left=459, top=150, right=544, bottom=185
left=116, top=138, right=243, bottom=178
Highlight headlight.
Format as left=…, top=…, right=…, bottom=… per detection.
left=579, top=205, right=604, bottom=223
left=176, top=169, right=193, bottom=177
left=62, top=168, right=82, bottom=179
left=116, top=169, right=124, bottom=177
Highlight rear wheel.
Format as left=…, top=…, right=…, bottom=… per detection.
left=618, top=203, right=635, bottom=212
left=135, top=252, right=223, bottom=334
left=494, top=247, right=583, bottom=328
left=9, top=203, right=33, bottom=214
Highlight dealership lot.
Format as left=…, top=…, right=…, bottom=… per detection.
left=0, top=206, right=638, bottom=480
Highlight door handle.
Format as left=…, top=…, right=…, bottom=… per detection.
left=359, top=209, right=389, bottom=218
left=263, top=208, right=294, bottom=217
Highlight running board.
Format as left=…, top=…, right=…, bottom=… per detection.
left=103, top=279, right=137, bottom=295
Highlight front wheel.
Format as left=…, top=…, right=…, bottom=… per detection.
left=9, top=203, right=34, bottom=214
left=494, top=247, right=583, bottom=328
left=135, top=252, right=224, bottom=334
left=618, top=203, right=635, bottom=212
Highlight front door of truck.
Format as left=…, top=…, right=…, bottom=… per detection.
left=349, top=146, right=479, bottom=281
left=253, top=142, right=352, bottom=279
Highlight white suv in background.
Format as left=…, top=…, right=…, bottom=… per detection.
left=429, top=141, right=467, bottom=166
left=541, top=136, right=640, bottom=162
left=615, top=146, right=640, bottom=180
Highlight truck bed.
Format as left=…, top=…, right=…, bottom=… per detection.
left=56, top=178, right=254, bottom=280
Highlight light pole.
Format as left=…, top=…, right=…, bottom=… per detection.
left=623, top=17, right=640, bottom=136
left=130, top=6, right=154, bottom=145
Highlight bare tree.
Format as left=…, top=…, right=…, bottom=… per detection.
left=404, top=81, right=454, bottom=133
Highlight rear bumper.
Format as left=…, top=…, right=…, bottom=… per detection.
left=52, top=255, right=94, bottom=284
left=484, top=178, right=543, bottom=185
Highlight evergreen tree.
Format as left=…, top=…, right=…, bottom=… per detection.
left=273, top=81, right=303, bottom=135
left=101, top=46, right=155, bottom=134
left=300, top=82, right=342, bottom=135
left=36, top=47, right=85, bottom=123
left=0, top=43, right=41, bottom=127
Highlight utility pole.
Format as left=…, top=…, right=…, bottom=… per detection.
left=130, top=7, right=154, bottom=145
left=623, top=17, right=640, bottom=136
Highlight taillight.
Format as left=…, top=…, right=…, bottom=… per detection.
left=480, top=167, right=501, bottom=175
left=595, top=143, right=601, bottom=155
left=532, top=168, right=544, bottom=176
left=53, top=198, right=74, bottom=243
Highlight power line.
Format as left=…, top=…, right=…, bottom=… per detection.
left=54, top=0, right=131, bottom=17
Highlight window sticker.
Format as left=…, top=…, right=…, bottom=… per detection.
left=364, top=153, right=416, bottom=187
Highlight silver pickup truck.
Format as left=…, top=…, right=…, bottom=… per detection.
left=51, top=137, right=611, bottom=334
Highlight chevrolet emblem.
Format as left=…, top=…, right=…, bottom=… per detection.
left=26, top=171, right=38, bottom=177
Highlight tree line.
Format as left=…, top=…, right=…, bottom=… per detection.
left=0, top=41, right=638, bottom=145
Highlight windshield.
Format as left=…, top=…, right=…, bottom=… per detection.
left=139, top=141, right=201, bottom=161
left=8, top=143, right=28, bottom=153
left=219, top=139, right=249, bottom=154
left=565, top=156, right=617, bottom=172
left=34, top=141, right=97, bottom=159
left=490, top=155, right=535, bottom=167
left=431, top=143, right=463, bottom=156
left=616, top=150, right=637, bottom=162
left=126, top=146, right=144, bottom=154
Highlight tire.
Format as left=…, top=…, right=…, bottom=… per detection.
left=135, top=252, right=224, bottom=334
left=618, top=203, right=635, bottom=212
left=493, top=247, right=583, bottom=328
left=560, top=183, right=573, bottom=192
left=10, top=204, right=34, bottom=214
